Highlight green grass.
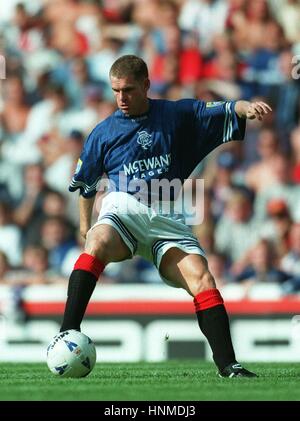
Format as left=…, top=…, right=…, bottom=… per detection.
left=0, top=361, right=299, bottom=401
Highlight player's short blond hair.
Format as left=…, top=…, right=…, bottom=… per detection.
left=109, top=55, right=148, bottom=81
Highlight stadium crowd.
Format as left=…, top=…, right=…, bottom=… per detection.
left=1, top=0, right=300, bottom=297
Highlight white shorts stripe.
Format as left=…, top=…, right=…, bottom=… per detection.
left=98, top=213, right=138, bottom=253
left=93, top=192, right=206, bottom=288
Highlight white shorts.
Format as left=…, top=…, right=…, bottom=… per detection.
left=93, top=192, right=206, bottom=286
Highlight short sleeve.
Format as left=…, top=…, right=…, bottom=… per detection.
left=195, top=101, right=246, bottom=159
left=69, top=127, right=105, bottom=198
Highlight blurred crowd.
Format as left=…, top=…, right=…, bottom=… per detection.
left=1, top=0, right=300, bottom=296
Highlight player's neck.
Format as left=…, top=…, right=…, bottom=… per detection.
left=138, top=98, right=150, bottom=115
left=124, top=98, right=150, bottom=118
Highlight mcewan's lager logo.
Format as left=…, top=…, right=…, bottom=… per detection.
left=137, top=131, right=152, bottom=150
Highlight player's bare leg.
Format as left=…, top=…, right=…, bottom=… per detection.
left=60, top=224, right=131, bottom=332
left=159, top=249, right=216, bottom=295
left=85, top=224, right=132, bottom=264
left=160, top=248, right=257, bottom=378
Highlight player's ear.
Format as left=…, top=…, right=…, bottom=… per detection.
left=144, top=78, right=150, bottom=91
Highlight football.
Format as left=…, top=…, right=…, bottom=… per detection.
left=46, top=330, right=96, bottom=378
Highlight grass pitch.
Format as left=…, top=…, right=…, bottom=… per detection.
left=0, top=361, right=299, bottom=401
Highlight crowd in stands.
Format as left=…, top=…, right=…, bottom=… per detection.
left=1, top=0, right=300, bottom=296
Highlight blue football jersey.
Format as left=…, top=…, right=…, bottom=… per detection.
left=69, top=98, right=245, bottom=200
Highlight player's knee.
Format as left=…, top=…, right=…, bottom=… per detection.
left=85, top=231, right=111, bottom=264
left=190, top=270, right=216, bottom=296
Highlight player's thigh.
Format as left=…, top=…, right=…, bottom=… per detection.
left=85, top=223, right=132, bottom=263
left=159, top=247, right=215, bottom=296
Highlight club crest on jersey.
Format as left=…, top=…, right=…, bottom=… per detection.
left=137, top=131, right=152, bottom=150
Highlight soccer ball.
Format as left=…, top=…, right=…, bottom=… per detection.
left=46, top=330, right=96, bottom=378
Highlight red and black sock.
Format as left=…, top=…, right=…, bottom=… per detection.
left=60, top=253, right=105, bottom=332
left=194, top=289, right=236, bottom=371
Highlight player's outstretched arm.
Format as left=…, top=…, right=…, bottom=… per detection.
left=79, top=195, right=96, bottom=239
left=235, top=100, right=272, bottom=121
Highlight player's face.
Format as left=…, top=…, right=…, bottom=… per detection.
left=110, top=75, right=150, bottom=116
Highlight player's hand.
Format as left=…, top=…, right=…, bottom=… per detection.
left=246, top=101, right=272, bottom=121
